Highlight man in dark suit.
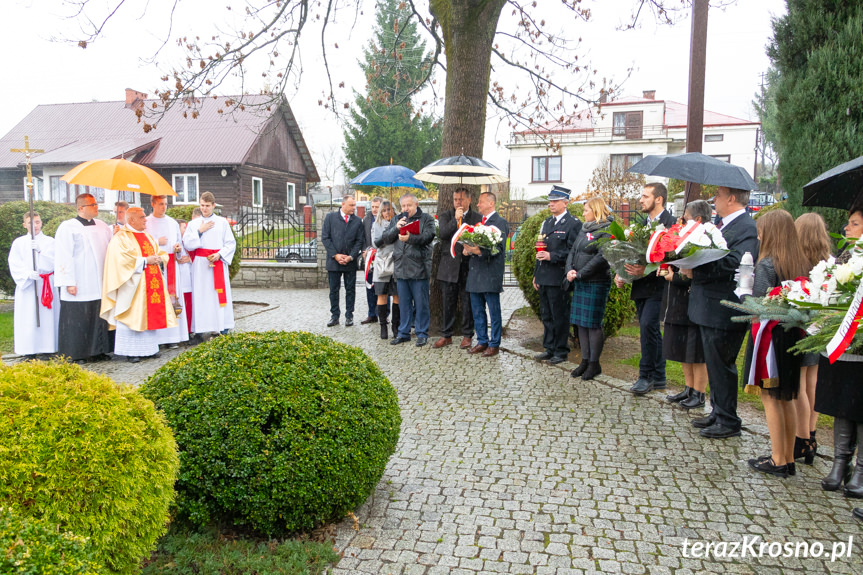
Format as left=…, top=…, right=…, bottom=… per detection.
left=682, top=186, right=759, bottom=439
left=360, top=197, right=383, bottom=325
left=615, top=182, right=677, bottom=395
left=463, top=192, right=510, bottom=357
left=321, top=195, right=364, bottom=327
left=533, top=185, right=581, bottom=364
left=434, top=187, right=483, bottom=349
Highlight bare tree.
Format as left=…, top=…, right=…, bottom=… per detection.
left=580, top=156, right=646, bottom=208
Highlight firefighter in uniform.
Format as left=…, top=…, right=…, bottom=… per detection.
left=532, top=185, right=581, bottom=364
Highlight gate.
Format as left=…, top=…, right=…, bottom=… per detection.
left=229, top=202, right=316, bottom=261
left=498, top=200, right=528, bottom=287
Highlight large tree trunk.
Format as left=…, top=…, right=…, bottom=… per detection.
left=428, top=0, right=506, bottom=331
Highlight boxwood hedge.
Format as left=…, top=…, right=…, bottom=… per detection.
left=512, top=205, right=635, bottom=337
left=0, top=506, right=105, bottom=575
left=141, top=331, right=401, bottom=535
left=0, top=361, right=179, bottom=574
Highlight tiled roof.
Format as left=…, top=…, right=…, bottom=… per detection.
left=0, top=95, right=319, bottom=181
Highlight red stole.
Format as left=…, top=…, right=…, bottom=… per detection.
left=167, top=253, right=177, bottom=297
left=132, top=232, right=169, bottom=330
left=39, top=272, right=54, bottom=309
left=191, top=248, right=227, bottom=307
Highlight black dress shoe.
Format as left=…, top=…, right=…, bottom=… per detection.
left=415, top=337, right=428, bottom=347
left=127, top=356, right=141, bottom=364
left=360, top=316, right=377, bottom=325
left=679, top=391, right=706, bottom=410
left=630, top=377, right=653, bottom=395
left=345, top=317, right=354, bottom=327
left=700, top=423, right=742, bottom=439
left=547, top=356, right=566, bottom=365
left=534, top=351, right=553, bottom=361
left=748, top=456, right=789, bottom=478
left=581, top=362, right=601, bottom=381
left=327, top=318, right=339, bottom=327
left=571, top=360, right=589, bottom=378
left=666, top=388, right=691, bottom=403
left=691, top=414, right=716, bottom=429
left=853, top=508, right=863, bottom=522
left=390, top=336, right=410, bottom=345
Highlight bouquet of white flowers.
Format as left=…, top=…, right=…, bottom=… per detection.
left=451, top=223, right=504, bottom=257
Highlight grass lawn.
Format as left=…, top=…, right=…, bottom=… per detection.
left=238, top=228, right=309, bottom=247
left=0, top=311, right=13, bottom=355
left=142, top=526, right=340, bottom=575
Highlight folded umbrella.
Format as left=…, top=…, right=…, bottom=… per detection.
left=627, top=152, right=758, bottom=191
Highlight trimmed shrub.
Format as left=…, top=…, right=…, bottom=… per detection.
left=512, top=205, right=634, bottom=337
left=0, top=201, right=77, bottom=295
left=0, top=506, right=105, bottom=575
left=0, top=361, right=179, bottom=574
left=167, top=204, right=241, bottom=280
left=141, top=331, right=401, bottom=535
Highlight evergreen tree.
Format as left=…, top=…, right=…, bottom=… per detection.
left=342, top=0, right=442, bottom=178
left=768, top=0, right=863, bottom=230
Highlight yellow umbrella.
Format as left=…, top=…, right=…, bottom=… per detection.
left=61, top=158, right=177, bottom=196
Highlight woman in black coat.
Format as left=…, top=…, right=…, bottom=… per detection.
left=565, top=197, right=613, bottom=381
left=662, top=200, right=711, bottom=410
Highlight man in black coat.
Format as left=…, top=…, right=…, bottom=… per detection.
left=380, top=193, right=437, bottom=347
left=321, top=195, right=364, bottom=327
left=360, top=197, right=383, bottom=325
left=434, top=187, right=483, bottom=349
left=615, top=182, right=677, bottom=395
left=533, top=185, right=581, bottom=364
left=682, top=186, right=759, bottom=439
left=463, top=191, right=510, bottom=357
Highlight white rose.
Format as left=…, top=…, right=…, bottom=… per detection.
left=850, top=255, right=863, bottom=276
left=834, top=263, right=855, bottom=284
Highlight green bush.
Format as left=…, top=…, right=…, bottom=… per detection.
left=0, top=506, right=105, bottom=575
left=0, top=201, right=77, bottom=295
left=141, top=331, right=401, bottom=535
left=512, top=205, right=634, bottom=337
left=167, top=205, right=241, bottom=280
left=0, top=361, right=179, bottom=574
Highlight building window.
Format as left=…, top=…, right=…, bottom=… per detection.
left=711, top=155, right=731, bottom=163
left=47, top=177, right=107, bottom=204
left=613, top=111, right=643, bottom=139
left=172, top=174, right=199, bottom=204
left=286, top=182, right=296, bottom=210
left=705, top=134, right=724, bottom=142
left=252, top=177, right=263, bottom=207
left=610, top=153, right=643, bottom=173
left=531, top=156, right=562, bottom=182
left=22, top=177, right=46, bottom=201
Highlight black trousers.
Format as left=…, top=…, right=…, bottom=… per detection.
left=539, top=284, right=571, bottom=358
left=635, top=296, right=665, bottom=381
left=440, top=279, right=474, bottom=337
left=700, top=325, right=747, bottom=430
left=328, top=269, right=356, bottom=319
left=366, top=285, right=377, bottom=318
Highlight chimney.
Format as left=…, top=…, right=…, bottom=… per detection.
left=125, top=88, right=147, bottom=111
left=643, top=90, right=656, bottom=100
left=599, top=89, right=608, bottom=104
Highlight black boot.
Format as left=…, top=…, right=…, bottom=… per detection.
left=377, top=304, right=389, bottom=340
left=570, top=359, right=589, bottom=378
left=666, top=387, right=692, bottom=403
left=391, top=304, right=401, bottom=338
left=680, top=390, right=706, bottom=410
left=823, top=417, right=856, bottom=491
left=581, top=361, right=601, bottom=381
left=794, top=436, right=815, bottom=465
left=845, top=422, right=863, bottom=498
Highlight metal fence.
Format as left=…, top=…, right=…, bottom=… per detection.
left=228, top=202, right=317, bottom=261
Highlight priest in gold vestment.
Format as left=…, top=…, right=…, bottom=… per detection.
left=101, top=207, right=177, bottom=363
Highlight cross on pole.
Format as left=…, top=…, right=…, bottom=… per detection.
left=10, top=136, right=45, bottom=327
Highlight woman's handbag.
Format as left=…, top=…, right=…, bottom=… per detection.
left=376, top=249, right=394, bottom=277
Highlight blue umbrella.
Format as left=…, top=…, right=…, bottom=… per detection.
left=349, top=164, right=427, bottom=190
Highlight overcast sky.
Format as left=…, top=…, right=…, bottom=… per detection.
left=1, top=0, right=787, bottom=182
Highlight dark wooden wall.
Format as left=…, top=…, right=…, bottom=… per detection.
left=0, top=168, right=32, bottom=204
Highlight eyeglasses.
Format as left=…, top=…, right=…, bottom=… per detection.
left=82, top=203, right=98, bottom=208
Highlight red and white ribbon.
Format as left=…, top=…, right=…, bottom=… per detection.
left=450, top=223, right=471, bottom=258
left=826, top=279, right=863, bottom=363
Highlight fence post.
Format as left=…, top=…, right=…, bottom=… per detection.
left=620, top=202, right=630, bottom=226
left=303, top=205, right=314, bottom=240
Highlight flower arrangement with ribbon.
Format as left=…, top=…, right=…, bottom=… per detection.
left=451, top=223, right=503, bottom=257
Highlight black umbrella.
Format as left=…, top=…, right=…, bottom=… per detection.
left=802, top=156, right=863, bottom=209
left=627, top=152, right=759, bottom=191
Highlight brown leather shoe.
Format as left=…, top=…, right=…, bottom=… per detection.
left=468, top=344, right=488, bottom=354
left=481, top=346, right=499, bottom=357
left=432, top=337, right=452, bottom=349
left=459, top=336, right=473, bottom=349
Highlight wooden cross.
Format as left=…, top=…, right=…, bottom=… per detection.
left=10, top=136, right=45, bottom=327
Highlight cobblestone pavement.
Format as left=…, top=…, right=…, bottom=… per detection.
left=73, top=288, right=861, bottom=573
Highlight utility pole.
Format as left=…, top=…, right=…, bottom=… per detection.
left=684, top=0, right=708, bottom=206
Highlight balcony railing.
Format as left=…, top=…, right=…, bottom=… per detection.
left=509, top=124, right=671, bottom=146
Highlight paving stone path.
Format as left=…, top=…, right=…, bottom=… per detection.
left=78, top=287, right=861, bottom=574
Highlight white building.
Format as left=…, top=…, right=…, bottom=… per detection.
left=506, top=91, right=760, bottom=199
